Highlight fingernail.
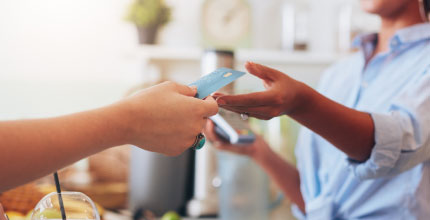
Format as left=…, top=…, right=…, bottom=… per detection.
left=216, top=98, right=226, bottom=105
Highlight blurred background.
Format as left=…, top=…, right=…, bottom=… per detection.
left=0, top=0, right=380, bottom=219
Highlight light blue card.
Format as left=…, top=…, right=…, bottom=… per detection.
left=189, top=68, right=246, bottom=99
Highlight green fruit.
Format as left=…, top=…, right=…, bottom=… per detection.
left=161, top=211, right=181, bottom=220
left=33, top=209, right=62, bottom=219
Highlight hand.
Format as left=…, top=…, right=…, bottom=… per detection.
left=205, top=121, right=306, bottom=212
left=214, top=62, right=308, bottom=120
left=0, top=204, right=6, bottom=220
left=203, top=120, right=271, bottom=163
left=117, top=81, right=219, bottom=156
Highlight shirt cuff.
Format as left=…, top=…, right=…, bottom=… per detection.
left=291, top=196, right=336, bottom=220
left=347, top=112, right=403, bottom=180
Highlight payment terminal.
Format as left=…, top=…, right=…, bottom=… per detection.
left=210, top=109, right=256, bottom=145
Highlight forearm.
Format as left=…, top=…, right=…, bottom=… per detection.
left=0, top=81, right=218, bottom=192
left=0, top=104, right=127, bottom=192
left=290, top=84, right=375, bottom=161
left=254, top=148, right=305, bottom=213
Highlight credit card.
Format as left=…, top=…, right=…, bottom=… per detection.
left=189, top=68, right=246, bottom=99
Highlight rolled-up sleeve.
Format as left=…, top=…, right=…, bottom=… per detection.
left=291, top=204, right=306, bottom=220
left=347, top=70, right=430, bottom=180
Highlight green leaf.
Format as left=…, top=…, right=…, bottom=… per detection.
left=125, top=0, right=171, bottom=27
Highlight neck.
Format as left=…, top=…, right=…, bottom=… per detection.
left=375, top=2, right=425, bottom=54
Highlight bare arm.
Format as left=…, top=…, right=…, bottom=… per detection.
left=0, top=105, right=126, bottom=192
left=215, top=62, right=374, bottom=162
left=289, top=85, right=374, bottom=162
left=253, top=142, right=305, bottom=213
left=204, top=122, right=305, bottom=212
left=0, top=82, right=218, bottom=192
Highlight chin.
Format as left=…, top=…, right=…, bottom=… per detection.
left=360, top=0, right=413, bottom=16
left=360, top=0, right=386, bottom=14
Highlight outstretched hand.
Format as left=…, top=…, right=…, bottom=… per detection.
left=214, top=62, right=375, bottom=162
left=213, top=62, right=307, bottom=120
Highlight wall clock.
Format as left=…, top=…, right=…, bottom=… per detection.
left=201, top=0, right=251, bottom=49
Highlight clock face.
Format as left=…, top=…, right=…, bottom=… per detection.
left=202, top=0, right=251, bottom=48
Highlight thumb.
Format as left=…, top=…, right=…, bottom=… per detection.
left=174, top=83, right=197, bottom=97
left=201, top=96, right=219, bottom=117
left=245, top=61, right=283, bottom=81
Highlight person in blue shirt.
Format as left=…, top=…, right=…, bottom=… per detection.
left=206, top=0, right=430, bottom=219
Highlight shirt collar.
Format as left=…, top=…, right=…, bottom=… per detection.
left=352, top=33, right=377, bottom=50
left=352, top=33, right=377, bottom=60
left=352, top=23, right=430, bottom=50
left=394, top=22, right=430, bottom=45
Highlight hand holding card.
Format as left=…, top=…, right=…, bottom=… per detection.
left=189, top=68, right=246, bottom=99
left=188, top=67, right=246, bottom=149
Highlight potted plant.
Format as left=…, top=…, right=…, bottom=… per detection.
left=125, top=0, right=171, bottom=44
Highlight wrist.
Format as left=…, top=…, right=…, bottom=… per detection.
left=104, top=101, right=135, bottom=147
left=252, top=144, right=275, bottom=166
left=287, top=82, right=315, bottom=117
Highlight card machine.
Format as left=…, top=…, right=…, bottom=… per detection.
left=210, top=109, right=255, bottom=145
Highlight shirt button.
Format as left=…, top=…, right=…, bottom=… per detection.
left=390, top=37, right=401, bottom=48
left=361, top=81, right=369, bottom=88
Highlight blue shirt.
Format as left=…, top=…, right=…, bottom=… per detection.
left=293, top=23, right=430, bottom=219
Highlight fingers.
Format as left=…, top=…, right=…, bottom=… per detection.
left=169, top=82, right=218, bottom=117
left=223, top=105, right=279, bottom=117
left=200, top=96, right=219, bottom=117
left=211, top=92, right=226, bottom=100
left=211, top=136, right=255, bottom=156
left=0, top=204, right=6, bottom=220
left=216, top=91, right=274, bottom=107
left=204, top=120, right=255, bottom=156
left=172, top=82, right=198, bottom=97
left=215, top=143, right=254, bottom=155
left=220, top=106, right=274, bottom=120
left=203, top=120, right=233, bottom=144
left=203, top=120, right=218, bottom=142
left=245, top=61, right=284, bottom=81
left=203, top=121, right=233, bottom=147
left=189, top=86, right=198, bottom=95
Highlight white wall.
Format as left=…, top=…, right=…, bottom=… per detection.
left=0, top=0, right=141, bottom=119
left=0, top=0, right=281, bottom=119
left=0, top=0, right=379, bottom=120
